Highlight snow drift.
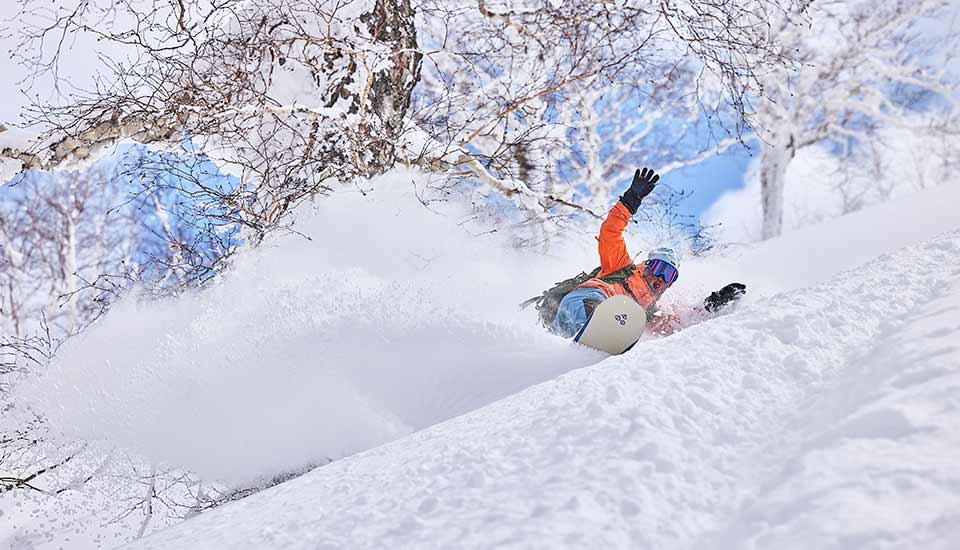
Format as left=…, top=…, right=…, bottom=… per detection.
left=13, top=170, right=611, bottom=486
left=14, top=166, right=760, bottom=490
left=4, top=170, right=959, bottom=549
left=117, top=184, right=960, bottom=550
left=703, top=127, right=957, bottom=243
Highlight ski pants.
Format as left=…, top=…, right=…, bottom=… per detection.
left=554, top=287, right=608, bottom=338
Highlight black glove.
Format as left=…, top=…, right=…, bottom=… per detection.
left=704, top=283, right=746, bottom=313
left=619, top=167, right=659, bottom=215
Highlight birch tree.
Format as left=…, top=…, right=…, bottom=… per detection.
left=407, top=0, right=800, bottom=221
left=0, top=0, right=804, bottom=240
left=0, top=164, right=141, bottom=338
left=555, top=75, right=746, bottom=215
left=752, top=0, right=958, bottom=239
left=2, top=0, right=422, bottom=241
left=0, top=2, right=839, bottom=541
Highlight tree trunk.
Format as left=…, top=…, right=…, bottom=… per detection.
left=357, top=0, right=422, bottom=175
left=759, top=134, right=796, bottom=240
left=1, top=0, right=424, bottom=238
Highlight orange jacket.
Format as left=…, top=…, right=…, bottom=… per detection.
left=576, top=202, right=706, bottom=337
left=577, top=202, right=659, bottom=308
left=579, top=201, right=689, bottom=338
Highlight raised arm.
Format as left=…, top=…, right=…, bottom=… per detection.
left=598, top=167, right=659, bottom=275
left=598, top=202, right=633, bottom=275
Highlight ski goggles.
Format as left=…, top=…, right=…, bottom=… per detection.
left=645, top=258, right=679, bottom=284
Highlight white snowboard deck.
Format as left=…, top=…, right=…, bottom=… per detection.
left=573, top=294, right=646, bottom=355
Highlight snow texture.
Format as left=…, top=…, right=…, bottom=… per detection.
left=3, top=171, right=959, bottom=549
left=120, top=194, right=960, bottom=549
left=9, top=169, right=603, bottom=488
left=704, top=127, right=958, bottom=243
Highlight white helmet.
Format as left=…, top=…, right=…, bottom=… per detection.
left=647, top=247, right=680, bottom=269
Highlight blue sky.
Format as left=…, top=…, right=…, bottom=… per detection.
left=667, top=145, right=756, bottom=219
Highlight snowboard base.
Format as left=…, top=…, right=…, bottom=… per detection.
left=574, top=295, right=647, bottom=355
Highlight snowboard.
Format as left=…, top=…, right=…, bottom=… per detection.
left=573, top=295, right=647, bottom=355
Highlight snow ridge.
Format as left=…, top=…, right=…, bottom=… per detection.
left=123, top=229, right=960, bottom=549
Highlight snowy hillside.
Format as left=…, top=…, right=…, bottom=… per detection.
left=2, top=1, right=957, bottom=547
left=92, top=181, right=960, bottom=549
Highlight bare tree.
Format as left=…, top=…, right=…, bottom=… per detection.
left=0, top=0, right=806, bottom=242
left=751, top=0, right=959, bottom=239
left=3, top=0, right=422, bottom=241
left=0, top=164, right=141, bottom=338
left=552, top=77, right=745, bottom=214
left=0, top=148, right=239, bottom=404
left=405, top=0, right=802, bottom=223
left=0, top=1, right=816, bottom=543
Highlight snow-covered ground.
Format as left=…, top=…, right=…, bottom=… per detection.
left=125, top=185, right=960, bottom=550
left=3, top=174, right=959, bottom=549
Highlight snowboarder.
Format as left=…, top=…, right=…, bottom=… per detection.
left=552, top=167, right=747, bottom=339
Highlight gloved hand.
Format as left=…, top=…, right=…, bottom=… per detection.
left=704, top=283, right=747, bottom=312
left=619, top=167, right=660, bottom=215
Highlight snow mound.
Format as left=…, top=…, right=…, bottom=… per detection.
left=121, top=219, right=960, bottom=549
left=7, top=170, right=959, bottom=549
left=14, top=170, right=605, bottom=487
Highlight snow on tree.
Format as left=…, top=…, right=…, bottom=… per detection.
left=0, top=0, right=805, bottom=240
left=751, top=0, right=959, bottom=239
left=0, top=165, right=140, bottom=338
left=0, top=1, right=819, bottom=543
left=544, top=73, right=748, bottom=249
left=407, top=0, right=799, bottom=222
left=0, top=147, right=242, bottom=343
left=2, top=0, right=422, bottom=240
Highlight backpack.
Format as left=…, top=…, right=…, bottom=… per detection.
left=521, top=264, right=637, bottom=330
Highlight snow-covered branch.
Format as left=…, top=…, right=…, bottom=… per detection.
left=750, top=0, right=960, bottom=239
left=3, top=0, right=422, bottom=240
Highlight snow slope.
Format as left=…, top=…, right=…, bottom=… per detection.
left=8, top=173, right=605, bottom=487
left=3, top=173, right=958, bottom=549
left=118, top=184, right=960, bottom=549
